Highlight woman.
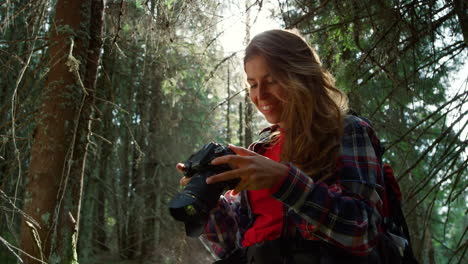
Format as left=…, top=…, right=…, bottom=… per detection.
left=178, top=29, right=385, bottom=263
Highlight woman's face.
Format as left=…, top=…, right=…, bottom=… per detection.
left=245, top=55, right=287, bottom=126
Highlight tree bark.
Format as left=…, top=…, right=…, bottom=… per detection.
left=70, top=0, right=105, bottom=249
left=453, top=0, right=468, bottom=47
left=20, top=0, right=88, bottom=263
left=20, top=0, right=104, bottom=263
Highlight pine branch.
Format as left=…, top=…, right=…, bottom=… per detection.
left=398, top=109, right=467, bottom=181
left=385, top=91, right=468, bottom=152
left=204, top=51, right=238, bottom=83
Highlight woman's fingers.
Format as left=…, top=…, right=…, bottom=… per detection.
left=176, top=163, right=189, bottom=186
left=211, top=145, right=259, bottom=170
left=228, top=144, right=258, bottom=156
left=206, top=167, right=249, bottom=184
left=179, top=176, right=191, bottom=186
left=211, top=154, right=250, bottom=168
left=176, top=163, right=185, bottom=173
left=232, top=178, right=249, bottom=194
left=177, top=144, right=287, bottom=191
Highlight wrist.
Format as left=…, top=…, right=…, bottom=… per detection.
left=270, top=163, right=289, bottom=193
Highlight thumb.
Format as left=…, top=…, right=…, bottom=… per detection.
left=228, top=144, right=258, bottom=157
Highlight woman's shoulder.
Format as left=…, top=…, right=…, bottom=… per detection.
left=342, top=114, right=383, bottom=158
left=343, top=114, right=376, bottom=136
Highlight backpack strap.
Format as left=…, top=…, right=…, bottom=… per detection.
left=383, top=164, right=418, bottom=263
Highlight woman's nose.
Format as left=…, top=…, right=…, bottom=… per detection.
left=258, top=83, right=269, bottom=100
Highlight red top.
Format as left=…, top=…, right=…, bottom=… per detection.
left=242, top=134, right=284, bottom=247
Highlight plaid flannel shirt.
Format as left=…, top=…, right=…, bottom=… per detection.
left=201, top=115, right=385, bottom=259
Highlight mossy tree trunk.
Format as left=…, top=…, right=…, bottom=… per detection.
left=20, top=0, right=104, bottom=263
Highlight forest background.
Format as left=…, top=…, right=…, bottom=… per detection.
left=0, top=0, right=466, bottom=263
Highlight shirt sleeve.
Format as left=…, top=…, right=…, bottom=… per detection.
left=201, top=131, right=272, bottom=259
left=271, top=115, right=384, bottom=256
left=201, top=190, right=242, bottom=259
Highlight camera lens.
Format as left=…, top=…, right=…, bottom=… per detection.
left=169, top=143, right=237, bottom=237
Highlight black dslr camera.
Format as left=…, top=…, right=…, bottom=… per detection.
left=169, top=142, right=240, bottom=237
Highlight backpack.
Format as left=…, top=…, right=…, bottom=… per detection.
left=380, top=164, right=419, bottom=264
left=350, top=111, right=419, bottom=264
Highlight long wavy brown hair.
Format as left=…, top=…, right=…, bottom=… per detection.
left=244, top=29, right=349, bottom=180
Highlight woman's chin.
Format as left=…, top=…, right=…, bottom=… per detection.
left=264, top=115, right=281, bottom=125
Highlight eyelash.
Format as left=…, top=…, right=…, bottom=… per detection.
left=249, top=80, right=276, bottom=89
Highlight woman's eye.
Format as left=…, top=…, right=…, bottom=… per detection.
left=249, top=84, right=258, bottom=89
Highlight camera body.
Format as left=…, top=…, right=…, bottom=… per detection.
left=169, top=142, right=239, bottom=236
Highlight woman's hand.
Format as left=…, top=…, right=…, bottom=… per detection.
left=176, top=163, right=191, bottom=186
left=207, top=145, right=288, bottom=194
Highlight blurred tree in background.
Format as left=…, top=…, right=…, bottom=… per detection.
left=0, top=0, right=466, bottom=263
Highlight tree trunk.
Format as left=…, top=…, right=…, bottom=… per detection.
left=20, top=0, right=89, bottom=263
left=141, top=74, right=163, bottom=261
left=141, top=1, right=164, bottom=259
left=226, top=65, right=231, bottom=143
left=20, top=0, right=105, bottom=262
left=126, top=34, right=154, bottom=258
left=239, top=102, right=244, bottom=146
left=90, top=33, right=116, bottom=254
left=118, top=121, right=132, bottom=259
left=69, top=0, right=105, bottom=250
left=243, top=0, right=254, bottom=147
left=244, top=92, right=254, bottom=147
left=453, top=0, right=468, bottom=47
